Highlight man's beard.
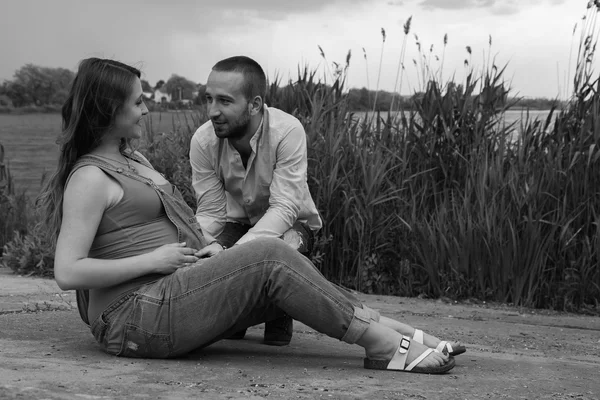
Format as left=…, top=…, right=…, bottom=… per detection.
left=213, top=110, right=251, bottom=140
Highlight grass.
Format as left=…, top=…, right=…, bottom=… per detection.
left=0, top=143, right=29, bottom=257
left=273, top=2, right=599, bottom=312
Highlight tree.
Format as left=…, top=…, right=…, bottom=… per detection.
left=347, top=87, right=372, bottom=111
left=141, top=79, right=152, bottom=93
left=154, top=80, right=165, bottom=90
left=0, top=94, right=12, bottom=107
left=50, top=89, right=69, bottom=105
left=3, top=80, right=28, bottom=107
left=4, top=64, right=74, bottom=106
left=164, top=74, right=197, bottom=101
left=195, top=83, right=207, bottom=105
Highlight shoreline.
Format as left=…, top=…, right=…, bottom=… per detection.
left=0, top=107, right=559, bottom=116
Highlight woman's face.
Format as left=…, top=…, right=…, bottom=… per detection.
left=112, top=77, right=148, bottom=139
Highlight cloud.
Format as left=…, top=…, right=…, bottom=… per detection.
left=419, top=0, right=494, bottom=11
left=493, top=5, right=520, bottom=15
left=0, top=0, right=370, bottom=78
left=139, top=0, right=372, bottom=23
left=417, top=0, right=564, bottom=14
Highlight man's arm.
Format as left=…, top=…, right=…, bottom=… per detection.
left=236, top=122, right=310, bottom=245
left=189, top=132, right=228, bottom=238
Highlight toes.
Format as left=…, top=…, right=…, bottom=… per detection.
left=423, top=351, right=446, bottom=367
left=432, top=351, right=448, bottom=364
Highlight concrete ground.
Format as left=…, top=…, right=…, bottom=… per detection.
left=0, top=266, right=599, bottom=400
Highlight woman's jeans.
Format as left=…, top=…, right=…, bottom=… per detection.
left=90, top=237, right=380, bottom=358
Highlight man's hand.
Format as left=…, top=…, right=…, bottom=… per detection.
left=195, top=242, right=225, bottom=258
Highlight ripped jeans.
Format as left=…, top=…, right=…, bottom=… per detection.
left=90, top=237, right=380, bottom=358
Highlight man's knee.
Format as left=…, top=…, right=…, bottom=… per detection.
left=282, top=222, right=314, bottom=257
left=281, top=229, right=303, bottom=251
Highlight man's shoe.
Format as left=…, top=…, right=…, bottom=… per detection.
left=263, top=315, right=293, bottom=346
left=226, top=328, right=247, bottom=340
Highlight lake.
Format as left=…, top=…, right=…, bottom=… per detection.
left=0, top=111, right=204, bottom=196
left=0, top=109, right=552, bottom=196
left=352, top=109, right=552, bottom=126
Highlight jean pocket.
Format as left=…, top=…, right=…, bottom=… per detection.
left=119, top=325, right=172, bottom=358
left=117, top=295, right=173, bottom=358
left=90, top=314, right=109, bottom=346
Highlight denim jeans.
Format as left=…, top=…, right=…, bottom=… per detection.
left=90, top=238, right=380, bottom=358
left=72, top=154, right=210, bottom=326
left=79, top=154, right=379, bottom=358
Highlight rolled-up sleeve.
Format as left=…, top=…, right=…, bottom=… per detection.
left=189, top=132, right=227, bottom=238
left=237, top=123, right=308, bottom=245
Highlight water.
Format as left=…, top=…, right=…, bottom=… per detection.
left=0, top=111, right=203, bottom=195
left=0, top=109, right=553, bottom=195
left=352, top=109, right=552, bottom=126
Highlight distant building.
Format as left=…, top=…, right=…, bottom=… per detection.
left=154, top=88, right=171, bottom=103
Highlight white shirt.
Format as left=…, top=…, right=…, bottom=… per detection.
left=190, top=105, right=322, bottom=245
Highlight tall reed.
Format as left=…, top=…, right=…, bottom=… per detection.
left=261, top=2, right=600, bottom=310
left=0, top=143, right=30, bottom=256
left=390, top=16, right=412, bottom=113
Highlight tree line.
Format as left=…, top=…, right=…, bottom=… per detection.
left=0, top=64, right=204, bottom=109
left=0, top=63, right=560, bottom=111
left=345, top=87, right=563, bottom=111
left=0, top=64, right=75, bottom=107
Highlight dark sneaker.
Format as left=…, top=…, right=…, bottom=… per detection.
left=226, top=328, right=247, bottom=340
left=263, top=315, right=293, bottom=346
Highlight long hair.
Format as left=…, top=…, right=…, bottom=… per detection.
left=37, top=58, right=141, bottom=243
left=212, top=56, right=266, bottom=100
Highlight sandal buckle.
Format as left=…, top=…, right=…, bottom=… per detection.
left=398, top=337, right=410, bottom=354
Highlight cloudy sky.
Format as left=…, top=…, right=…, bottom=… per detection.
left=0, top=0, right=592, bottom=99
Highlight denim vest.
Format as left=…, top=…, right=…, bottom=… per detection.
left=69, top=154, right=209, bottom=325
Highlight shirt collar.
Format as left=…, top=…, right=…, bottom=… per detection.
left=249, top=113, right=265, bottom=150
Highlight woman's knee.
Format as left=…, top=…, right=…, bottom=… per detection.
left=245, top=237, right=295, bottom=255
left=233, top=237, right=314, bottom=278
left=260, top=236, right=302, bottom=259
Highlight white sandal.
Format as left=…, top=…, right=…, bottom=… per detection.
left=364, top=336, right=455, bottom=374
left=413, top=328, right=467, bottom=356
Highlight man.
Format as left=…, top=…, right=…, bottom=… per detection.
left=189, top=56, right=322, bottom=346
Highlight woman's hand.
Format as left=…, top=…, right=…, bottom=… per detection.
left=194, top=241, right=225, bottom=258
left=150, top=242, right=199, bottom=274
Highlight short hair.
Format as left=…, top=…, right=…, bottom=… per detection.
left=212, top=56, right=266, bottom=101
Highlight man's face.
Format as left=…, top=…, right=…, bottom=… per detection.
left=205, top=71, right=251, bottom=139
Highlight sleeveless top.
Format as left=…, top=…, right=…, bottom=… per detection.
left=67, top=154, right=209, bottom=325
